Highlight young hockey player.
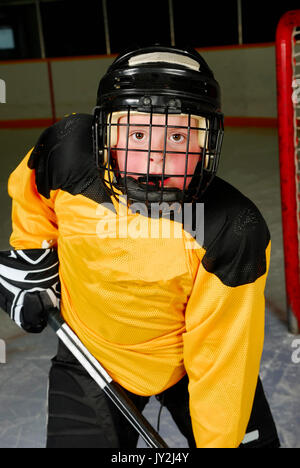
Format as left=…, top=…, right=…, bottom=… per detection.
left=0, top=45, right=280, bottom=448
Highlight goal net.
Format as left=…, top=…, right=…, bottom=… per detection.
left=276, top=10, right=300, bottom=333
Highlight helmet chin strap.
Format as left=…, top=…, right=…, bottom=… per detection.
left=137, top=175, right=162, bottom=191
left=118, top=176, right=183, bottom=204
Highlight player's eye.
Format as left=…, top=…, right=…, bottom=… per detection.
left=170, top=133, right=185, bottom=143
left=131, top=131, right=146, bottom=141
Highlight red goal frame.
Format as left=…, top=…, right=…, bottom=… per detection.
left=276, top=10, right=300, bottom=333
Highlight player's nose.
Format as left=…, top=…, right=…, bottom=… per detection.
left=149, top=153, right=164, bottom=175
left=149, top=151, right=164, bottom=163
left=149, top=131, right=166, bottom=162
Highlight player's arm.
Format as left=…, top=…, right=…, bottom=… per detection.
left=8, top=149, right=58, bottom=250
left=1, top=122, right=63, bottom=331
left=183, top=202, right=271, bottom=448
left=1, top=146, right=60, bottom=333
left=8, top=113, right=96, bottom=249
left=2, top=114, right=96, bottom=331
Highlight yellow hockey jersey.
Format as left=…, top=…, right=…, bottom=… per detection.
left=8, top=114, right=271, bottom=448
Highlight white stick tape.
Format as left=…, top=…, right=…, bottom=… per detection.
left=56, top=323, right=113, bottom=388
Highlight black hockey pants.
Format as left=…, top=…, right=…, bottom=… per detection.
left=46, top=340, right=280, bottom=448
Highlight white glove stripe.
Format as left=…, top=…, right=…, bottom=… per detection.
left=8, top=251, right=17, bottom=259
left=46, top=288, right=58, bottom=307
left=0, top=277, right=26, bottom=325
left=16, top=249, right=51, bottom=264
left=0, top=275, right=22, bottom=297
left=0, top=262, right=59, bottom=283
left=12, top=287, right=59, bottom=325
left=13, top=292, right=25, bottom=327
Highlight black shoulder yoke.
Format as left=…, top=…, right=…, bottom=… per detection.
left=28, top=113, right=112, bottom=206
left=200, top=177, right=270, bottom=287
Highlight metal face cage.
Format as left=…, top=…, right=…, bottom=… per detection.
left=93, top=105, right=224, bottom=207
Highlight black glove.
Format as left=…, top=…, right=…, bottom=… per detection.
left=0, top=248, right=60, bottom=333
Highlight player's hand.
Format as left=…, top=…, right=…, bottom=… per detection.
left=0, top=249, right=60, bottom=333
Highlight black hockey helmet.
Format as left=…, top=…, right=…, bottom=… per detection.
left=93, top=45, right=224, bottom=206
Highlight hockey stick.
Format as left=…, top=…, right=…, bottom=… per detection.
left=47, top=308, right=168, bottom=449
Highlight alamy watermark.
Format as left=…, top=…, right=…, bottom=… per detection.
left=0, top=339, right=6, bottom=364
left=0, top=79, right=6, bottom=103
left=291, top=339, right=300, bottom=364
left=95, top=198, right=204, bottom=249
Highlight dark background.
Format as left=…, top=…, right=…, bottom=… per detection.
left=0, top=0, right=299, bottom=59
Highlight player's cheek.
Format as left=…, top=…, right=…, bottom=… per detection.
left=187, top=140, right=201, bottom=167
left=113, top=150, right=125, bottom=171
left=188, top=153, right=201, bottom=172
left=120, top=150, right=150, bottom=175
left=169, top=154, right=194, bottom=174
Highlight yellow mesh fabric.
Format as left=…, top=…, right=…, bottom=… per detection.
left=55, top=190, right=197, bottom=395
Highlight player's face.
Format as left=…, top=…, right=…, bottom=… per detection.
left=113, top=114, right=202, bottom=190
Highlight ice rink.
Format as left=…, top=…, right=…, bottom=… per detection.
left=0, top=125, right=299, bottom=448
